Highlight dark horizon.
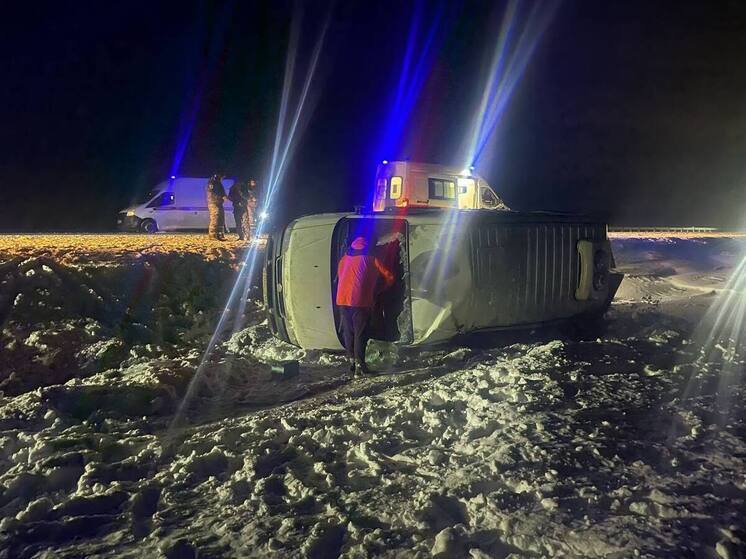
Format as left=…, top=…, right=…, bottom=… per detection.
left=2, top=0, right=745, bottom=231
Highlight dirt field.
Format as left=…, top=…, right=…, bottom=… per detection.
left=0, top=233, right=260, bottom=265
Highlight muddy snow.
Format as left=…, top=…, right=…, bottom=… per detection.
left=1, top=233, right=745, bottom=558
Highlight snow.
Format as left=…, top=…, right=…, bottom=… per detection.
left=0, top=234, right=745, bottom=558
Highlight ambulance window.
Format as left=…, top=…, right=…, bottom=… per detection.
left=389, top=176, right=402, bottom=199
left=457, top=177, right=474, bottom=194
left=377, top=178, right=387, bottom=195
left=428, top=178, right=456, bottom=200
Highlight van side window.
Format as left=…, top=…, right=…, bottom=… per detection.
left=428, top=178, right=456, bottom=200
left=390, top=176, right=402, bottom=199
left=147, top=192, right=175, bottom=208
left=376, top=178, right=387, bottom=198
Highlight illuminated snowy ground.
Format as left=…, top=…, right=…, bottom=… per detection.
left=0, top=234, right=744, bottom=558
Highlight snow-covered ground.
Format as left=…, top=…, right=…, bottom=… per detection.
left=1, top=234, right=745, bottom=558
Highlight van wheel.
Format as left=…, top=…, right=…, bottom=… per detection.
left=140, top=219, right=158, bottom=233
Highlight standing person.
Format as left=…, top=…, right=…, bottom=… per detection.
left=335, top=235, right=395, bottom=375
left=245, top=178, right=259, bottom=241
left=206, top=173, right=227, bottom=240
left=228, top=179, right=249, bottom=240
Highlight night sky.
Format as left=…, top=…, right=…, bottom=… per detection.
left=2, top=0, right=745, bottom=231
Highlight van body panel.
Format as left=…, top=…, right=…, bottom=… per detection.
left=408, top=216, right=610, bottom=344
left=264, top=210, right=621, bottom=350
left=118, top=177, right=237, bottom=231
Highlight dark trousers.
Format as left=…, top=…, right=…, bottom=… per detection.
left=339, top=306, right=371, bottom=363
left=208, top=203, right=225, bottom=238
left=233, top=206, right=247, bottom=239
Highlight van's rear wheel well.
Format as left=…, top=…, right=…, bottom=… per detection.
left=139, top=219, right=157, bottom=233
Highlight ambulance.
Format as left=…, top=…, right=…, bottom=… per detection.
left=372, top=160, right=508, bottom=212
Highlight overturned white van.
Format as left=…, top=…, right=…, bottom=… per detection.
left=117, top=177, right=237, bottom=233
left=372, top=161, right=508, bottom=212
left=264, top=210, right=622, bottom=350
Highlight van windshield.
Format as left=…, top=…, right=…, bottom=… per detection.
left=137, top=190, right=161, bottom=205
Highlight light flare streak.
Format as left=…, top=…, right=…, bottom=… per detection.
left=167, top=6, right=330, bottom=439
left=462, top=0, right=559, bottom=170
left=677, top=253, right=746, bottom=426
left=421, top=207, right=464, bottom=303
left=373, top=0, right=444, bottom=208
left=232, top=10, right=329, bottom=333
left=264, top=10, right=330, bottom=216
left=169, top=3, right=234, bottom=178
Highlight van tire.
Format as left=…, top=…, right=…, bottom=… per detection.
left=140, top=219, right=158, bottom=234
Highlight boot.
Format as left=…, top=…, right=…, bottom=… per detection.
left=355, top=360, right=371, bottom=376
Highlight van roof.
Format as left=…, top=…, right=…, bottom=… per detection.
left=378, top=160, right=488, bottom=182
left=295, top=209, right=606, bottom=227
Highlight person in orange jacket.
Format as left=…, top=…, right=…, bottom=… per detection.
left=336, top=235, right=395, bottom=375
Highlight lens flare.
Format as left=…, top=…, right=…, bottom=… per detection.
left=373, top=0, right=444, bottom=209
left=675, top=252, right=746, bottom=430
left=166, top=6, right=330, bottom=439
left=461, top=0, right=559, bottom=170
left=382, top=1, right=443, bottom=151
left=169, top=3, right=234, bottom=179
left=421, top=207, right=465, bottom=302
left=263, top=10, right=331, bottom=218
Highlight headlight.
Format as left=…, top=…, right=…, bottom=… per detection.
left=260, top=211, right=269, bottom=220
left=126, top=210, right=136, bottom=217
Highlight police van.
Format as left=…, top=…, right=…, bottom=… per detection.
left=372, top=160, right=508, bottom=212
left=117, top=177, right=237, bottom=233
left=264, top=209, right=622, bottom=350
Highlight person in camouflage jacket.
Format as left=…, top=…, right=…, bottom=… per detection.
left=206, top=173, right=227, bottom=240
left=245, top=178, right=259, bottom=241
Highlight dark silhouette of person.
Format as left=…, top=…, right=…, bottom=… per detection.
left=206, top=173, right=227, bottom=240
left=228, top=180, right=249, bottom=240
left=246, top=178, right=259, bottom=240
